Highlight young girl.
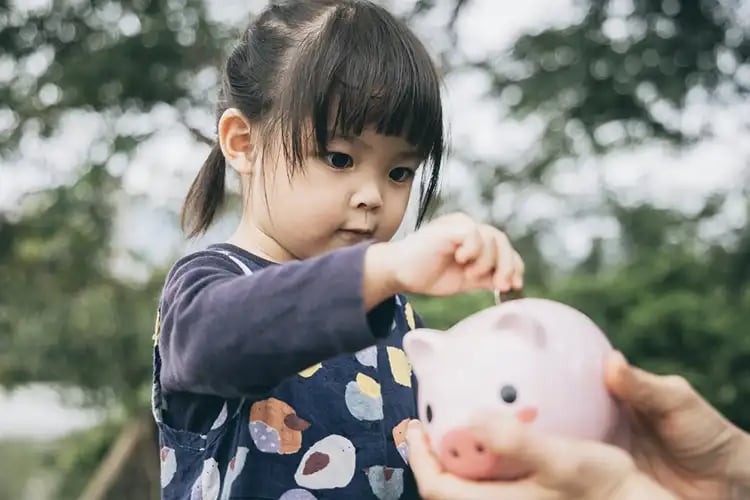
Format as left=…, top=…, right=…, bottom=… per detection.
left=152, top=1, right=524, bottom=499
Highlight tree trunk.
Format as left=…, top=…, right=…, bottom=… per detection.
left=77, top=415, right=160, bottom=500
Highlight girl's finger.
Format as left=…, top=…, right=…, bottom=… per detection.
left=454, top=225, right=483, bottom=265
left=464, top=229, right=497, bottom=280
left=490, top=230, right=515, bottom=292
left=511, top=250, right=525, bottom=290
left=467, top=269, right=496, bottom=292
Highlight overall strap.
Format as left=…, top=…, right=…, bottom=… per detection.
left=211, top=248, right=254, bottom=276
left=151, top=248, right=255, bottom=424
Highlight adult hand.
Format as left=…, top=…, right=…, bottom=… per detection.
left=406, top=417, right=676, bottom=500
left=605, top=351, right=750, bottom=499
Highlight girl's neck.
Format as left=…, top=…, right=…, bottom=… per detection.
left=226, top=216, right=294, bottom=264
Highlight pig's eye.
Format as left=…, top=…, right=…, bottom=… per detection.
left=500, top=384, right=518, bottom=404
left=425, top=404, right=433, bottom=423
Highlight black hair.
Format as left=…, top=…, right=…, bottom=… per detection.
left=181, top=0, right=445, bottom=238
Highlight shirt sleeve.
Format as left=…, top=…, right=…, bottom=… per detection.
left=158, top=242, right=395, bottom=398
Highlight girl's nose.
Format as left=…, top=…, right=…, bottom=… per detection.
left=351, top=181, right=383, bottom=210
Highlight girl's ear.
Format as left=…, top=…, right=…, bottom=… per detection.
left=218, top=108, right=256, bottom=175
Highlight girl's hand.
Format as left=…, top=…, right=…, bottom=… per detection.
left=406, top=417, right=677, bottom=500
left=605, top=352, right=750, bottom=500
left=381, top=212, right=524, bottom=297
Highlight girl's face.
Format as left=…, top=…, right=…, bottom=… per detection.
left=244, top=127, right=423, bottom=262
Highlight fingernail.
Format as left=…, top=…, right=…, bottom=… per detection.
left=405, top=420, right=420, bottom=444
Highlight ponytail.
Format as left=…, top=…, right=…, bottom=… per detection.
left=180, top=144, right=226, bottom=238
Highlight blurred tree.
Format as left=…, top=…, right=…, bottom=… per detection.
left=0, top=1, right=230, bottom=496
left=414, top=0, right=750, bottom=431
left=0, top=165, right=166, bottom=410
left=457, top=0, right=750, bottom=221
left=0, top=0, right=232, bottom=408
left=0, top=0, right=227, bottom=149
left=470, top=0, right=746, bottom=427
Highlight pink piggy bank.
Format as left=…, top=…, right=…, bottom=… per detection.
left=402, top=297, right=630, bottom=481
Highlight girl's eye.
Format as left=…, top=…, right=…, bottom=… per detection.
left=389, top=167, right=415, bottom=183
left=325, top=152, right=353, bottom=169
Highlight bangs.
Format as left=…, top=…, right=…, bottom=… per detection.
left=274, top=2, right=444, bottom=170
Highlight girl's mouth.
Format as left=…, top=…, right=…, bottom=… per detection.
left=338, top=228, right=375, bottom=241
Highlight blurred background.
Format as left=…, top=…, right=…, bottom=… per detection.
left=1, top=0, right=749, bottom=498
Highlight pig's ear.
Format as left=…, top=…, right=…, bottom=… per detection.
left=402, top=329, right=443, bottom=371
left=496, top=312, right=547, bottom=349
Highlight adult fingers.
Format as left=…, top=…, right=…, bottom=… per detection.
left=406, top=419, right=562, bottom=500
left=405, top=420, right=485, bottom=500
left=604, top=351, right=694, bottom=416
left=469, top=412, right=635, bottom=493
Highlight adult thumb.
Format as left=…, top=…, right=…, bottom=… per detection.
left=469, top=412, right=635, bottom=491
left=605, top=351, right=691, bottom=416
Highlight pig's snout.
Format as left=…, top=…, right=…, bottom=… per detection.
left=438, top=428, right=503, bottom=480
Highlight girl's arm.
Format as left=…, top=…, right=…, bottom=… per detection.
left=159, top=242, right=397, bottom=398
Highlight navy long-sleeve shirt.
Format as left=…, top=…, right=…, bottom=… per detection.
left=151, top=242, right=424, bottom=500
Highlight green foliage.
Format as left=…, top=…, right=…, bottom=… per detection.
left=0, top=439, right=57, bottom=500
left=408, top=291, right=495, bottom=330
left=54, top=419, right=125, bottom=500
left=0, top=165, right=166, bottom=411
